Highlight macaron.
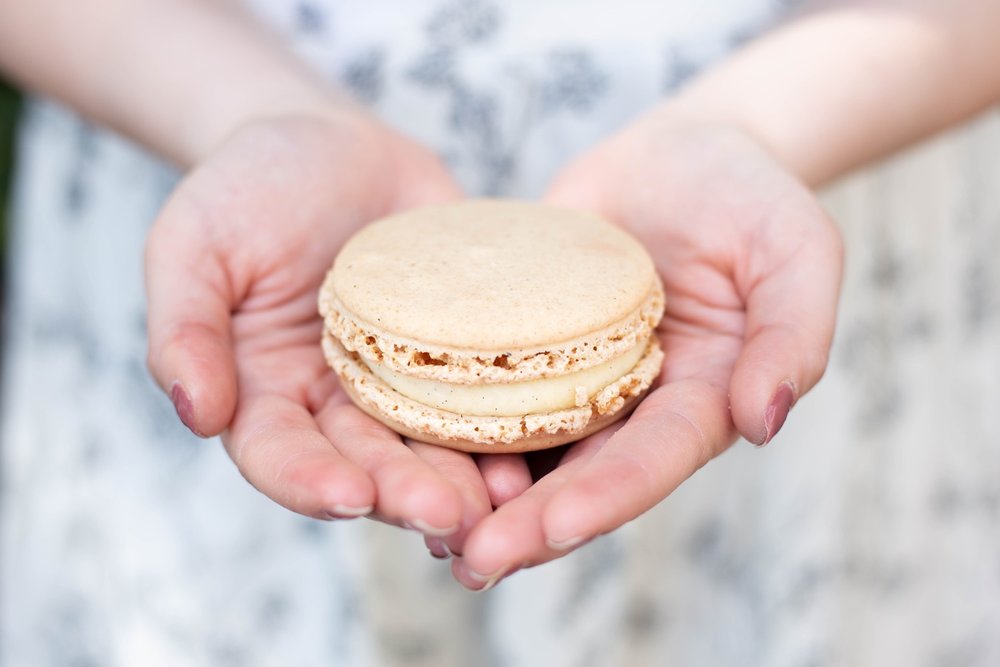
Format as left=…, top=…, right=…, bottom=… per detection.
left=319, top=199, right=664, bottom=453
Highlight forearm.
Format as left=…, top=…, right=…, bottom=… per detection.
left=666, top=0, right=1000, bottom=186
left=0, top=0, right=353, bottom=167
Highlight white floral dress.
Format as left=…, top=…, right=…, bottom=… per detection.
left=3, top=1, right=1000, bottom=665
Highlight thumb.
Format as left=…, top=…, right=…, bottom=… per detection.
left=385, top=135, right=464, bottom=209
left=542, top=152, right=614, bottom=216
left=729, top=199, right=844, bottom=445
left=145, top=196, right=239, bottom=437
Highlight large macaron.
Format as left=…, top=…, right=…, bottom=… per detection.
left=319, top=199, right=665, bottom=453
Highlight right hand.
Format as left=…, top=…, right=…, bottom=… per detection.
left=144, top=113, right=493, bottom=553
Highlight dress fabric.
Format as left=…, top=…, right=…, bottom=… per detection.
left=3, top=1, right=1000, bottom=666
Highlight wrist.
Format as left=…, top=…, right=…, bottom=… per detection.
left=646, top=92, right=822, bottom=186
left=92, top=0, right=381, bottom=169
left=173, top=80, right=375, bottom=168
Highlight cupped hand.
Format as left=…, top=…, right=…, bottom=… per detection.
left=453, top=114, right=843, bottom=589
left=145, top=113, right=492, bottom=550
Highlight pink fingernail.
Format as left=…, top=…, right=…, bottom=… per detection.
left=426, top=537, right=452, bottom=560
left=762, top=381, right=796, bottom=445
left=171, top=382, right=205, bottom=437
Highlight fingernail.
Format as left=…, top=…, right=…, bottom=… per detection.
left=404, top=518, right=459, bottom=538
left=326, top=504, right=374, bottom=519
left=545, top=534, right=587, bottom=552
left=170, top=382, right=205, bottom=437
left=468, top=566, right=512, bottom=592
left=426, top=537, right=452, bottom=560
left=762, top=381, right=796, bottom=446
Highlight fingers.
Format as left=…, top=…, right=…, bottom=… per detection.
left=450, top=433, right=609, bottom=590
left=409, top=441, right=493, bottom=557
left=454, top=381, right=731, bottom=590
left=448, top=426, right=608, bottom=589
left=476, top=454, right=533, bottom=507
left=314, top=403, right=466, bottom=536
left=542, top=150, right=615, bottom=218
left=145, top=198, right=239, bottom=437
left=388, top=134, right=464, bottom=210
left=542, top=381, right=730, bottom=546
left=451, top=459, right=580, bottom=590
left=224, top=394, right=376, bottom=519
left=729, top=200, right=844, bottom=444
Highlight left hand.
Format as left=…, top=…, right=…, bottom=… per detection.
left=451, top=112, right=843, bottom=590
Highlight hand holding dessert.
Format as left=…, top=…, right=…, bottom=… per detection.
left=443, top=0, right=1000, bottom=588
left=448, top=116, right=843, bottom=589
left=145, top=113, right=500, bottom=554
left=0, top=0, right=503, bottom=553
left=6, top=0, right=999, bottom=593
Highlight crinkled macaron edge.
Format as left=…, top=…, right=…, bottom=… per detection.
left=319, top=269, right=664, bottom=384
left=322, top=333, right=664, bottom=452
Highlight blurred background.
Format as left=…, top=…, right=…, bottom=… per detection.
left=0, top=3, right=998, bottom=660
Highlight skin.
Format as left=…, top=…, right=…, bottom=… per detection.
left=144, top=115, right=496, bottom=551
left=449, top=0, right=1000, bottom=588
left=1, top=0, right=498, bottom=556
left=2, top=0, right=1000, bottom=590
left=452, top=118, right=843, bottom=587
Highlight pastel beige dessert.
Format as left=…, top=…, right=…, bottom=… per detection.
left=319, top=199, right=665, bottom=453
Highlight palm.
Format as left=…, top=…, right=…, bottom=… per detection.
left=622, top=130, right=790, bottom=434
left=452, top=121, right=842, bottom=589
left=146, top=116, right=493, bottom=545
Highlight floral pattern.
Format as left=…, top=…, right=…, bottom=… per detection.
left=3, top=1, right=1000, bottom=666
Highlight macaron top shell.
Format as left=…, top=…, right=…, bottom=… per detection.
left=329, top=199, right=656, bottom=351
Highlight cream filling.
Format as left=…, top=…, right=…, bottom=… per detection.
left=363, top=342, right=649, bottom=417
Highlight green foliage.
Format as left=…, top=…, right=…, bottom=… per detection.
left=0, top=80, right=21, bottom=260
